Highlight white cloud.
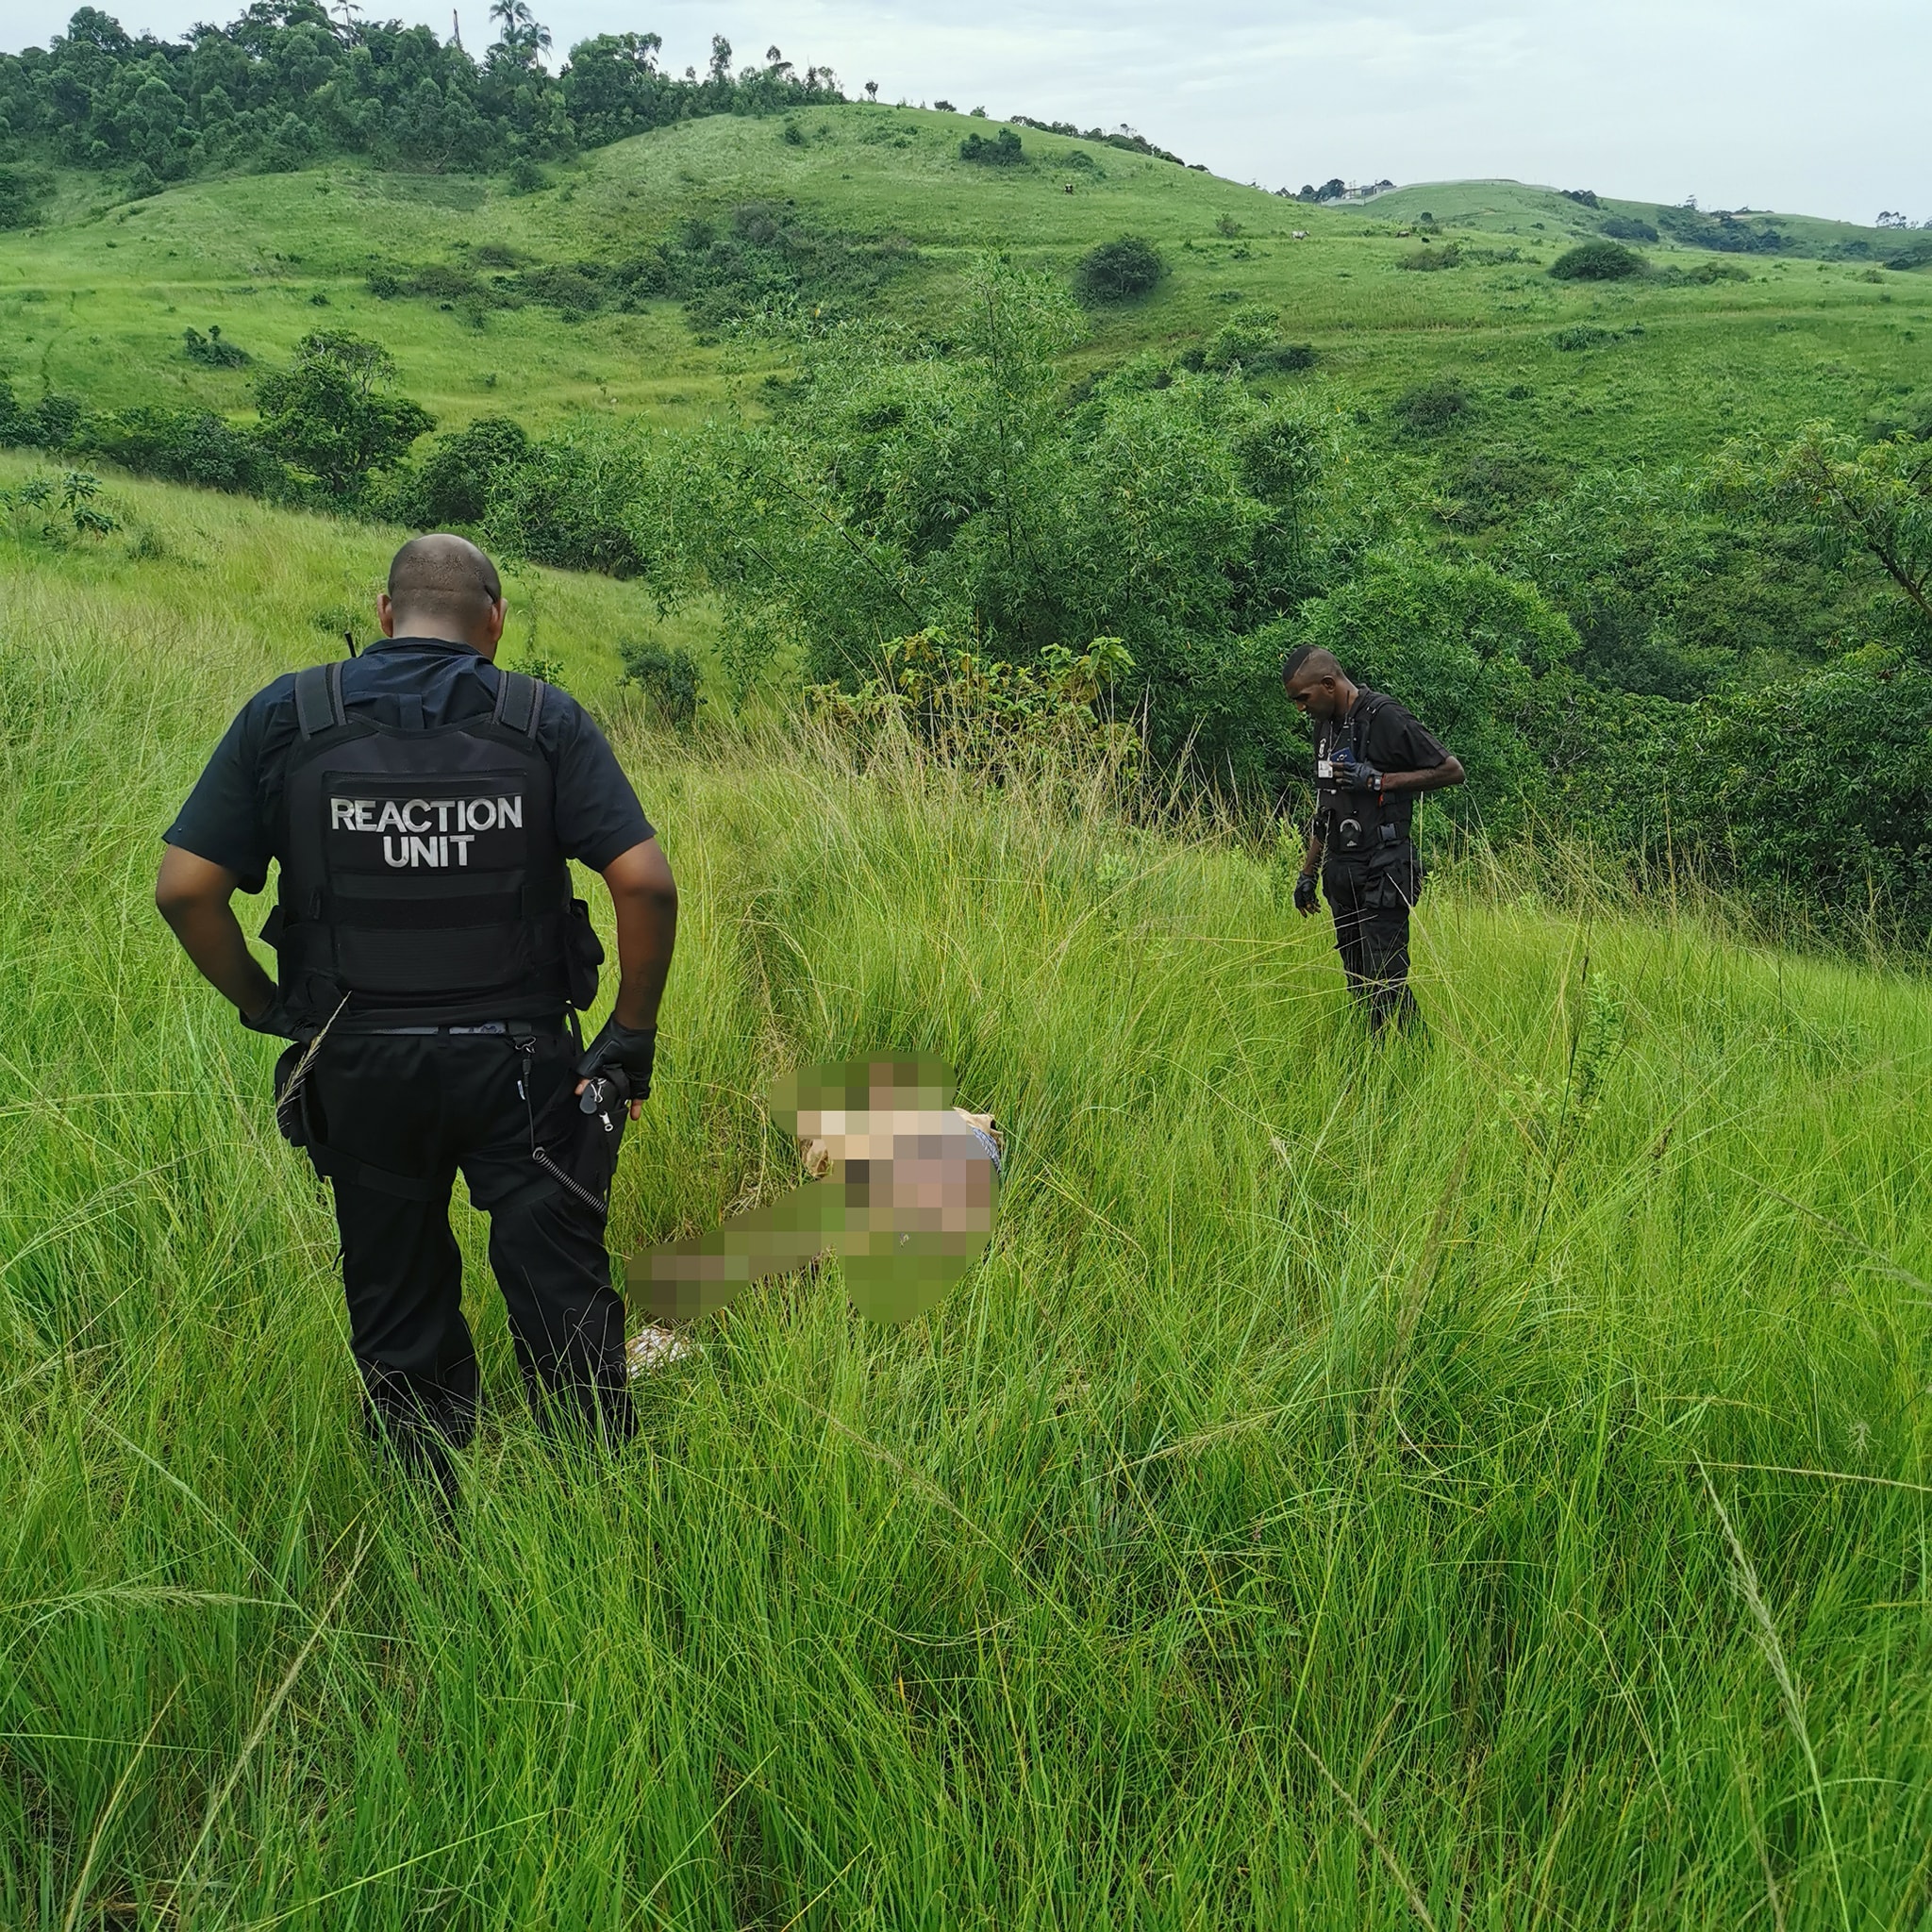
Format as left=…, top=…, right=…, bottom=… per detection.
left=6, top=0, right=1926, bottom=223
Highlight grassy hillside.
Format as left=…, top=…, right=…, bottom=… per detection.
left=4, top=108, right=1926, bottom=471
left=6, top=458, right=1932, bottom=1925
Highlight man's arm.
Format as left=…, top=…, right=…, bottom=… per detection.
left=155, top=845, right=277, bottom=1020
left=588, top=837, right=678, bottom=1119
left=1377, top=751, right=1465, bottom=797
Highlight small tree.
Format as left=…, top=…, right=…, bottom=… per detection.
left=1074, top=235, right=1165, bottom=303
left=255, top=333, right=434, bottom=501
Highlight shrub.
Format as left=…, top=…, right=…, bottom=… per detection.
left=78, top=406, right=270, bottom=492
left=1551, top=325, right=1619, bottom=351
left=181, top=325, right=250, bottom=368
left=1600, top=215, right=1658, bottom=242
left=412, top=414, right=531, bottom=525
left=1549, top=241, right=1646, bottom=281
left=0, top=164, right=52, bottom=230
left=1397, top=242, right=1461, bottom=272
left=620, top=639, right=703, bottom=727
left=1391, top=378, right=1472, bottom=435
left=28, top=394, right=84, bottom=448
left=1074, top=235, right=1165, bottom=304
left=958, top=127, right=1024, bottom=166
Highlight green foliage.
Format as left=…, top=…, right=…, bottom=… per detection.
left=1712, top=424, right=1932, bottom=641
left=1284, top=550, right=1578, bottom=832
left=808, top=629, right=1140, bottom=780
left=1397, top=242, right=1461, bottom=272
left=1391, top=377, right=1472, bottom=435
left=0, top=8, right=848, bottom=184
left=1507, top=467, right=1869, bottom=699
left=385, top=413, right=532, bottom=528
left=1660, top=650, right=1932, bottom=939
left=6, top=465, right=117, bottom=539
left=958, top=126, right=1024, bottom=166
left=1074, top=235, right=1165, bottom=303
left=1600, top=215, right=1658, bottom=242
left=180, top=323, right=248, bottom=368
left=254, top=331, right=434, bottom=499
left=1549, top=241, right=1647, bottom=281
left=0, top=162, right=51, bottom=229
left=620, top=637, right=703, bottom=727
left=77, top=403, right=274, bottom=493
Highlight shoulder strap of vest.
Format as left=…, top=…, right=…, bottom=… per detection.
left=491, top=669, right=545, bottom=739
left=293, top=660, right=347, bottom=741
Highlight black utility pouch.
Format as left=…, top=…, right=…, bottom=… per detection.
left=520, top=1044, right=625, bottom=1219
left=563, top=897, right=605, bottom=1010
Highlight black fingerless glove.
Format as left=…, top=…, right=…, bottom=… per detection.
left=577, top=1017, right=658, bottom=1109
left=1292, top=871, right=1320, bottom=914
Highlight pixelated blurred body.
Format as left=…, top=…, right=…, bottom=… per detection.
left=630, top=1057, right=1002, bottom=1326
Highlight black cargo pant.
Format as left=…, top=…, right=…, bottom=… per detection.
left=294, top=1025, right=635, bottom=1480
left=1324, top=844, right=1423, bottom=1034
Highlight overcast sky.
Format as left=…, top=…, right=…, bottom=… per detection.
left=8, top=0, right=1927, bottom=225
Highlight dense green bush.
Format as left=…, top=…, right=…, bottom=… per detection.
left=1391, top=378, right=1472, bottom=435
left=77, top=405, right=273, bottom=493
left=0, top=162, right=51, bottom=228
left=0, top=9, right=846, bottom=186
left=1074, top=236, right=1166, bottom=303
left=1661, top=651, right=1932, bottom=937
left=620, top=638, right=704, bottom=727
left=1283, top=551, right=1579, bottom=834
left=958, top=127, right=1024, bottom=166
left=1549, top=241, right=1647, bottom=281
left=378, top=415, right=533, bottom=528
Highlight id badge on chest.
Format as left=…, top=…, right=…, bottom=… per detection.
left=1316, top=757, right=1335, bottom=780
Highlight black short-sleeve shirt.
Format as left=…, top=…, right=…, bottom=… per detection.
left=165, top=638, right=653, bottom=893
left=1314, top=688, right=1449, bottom=844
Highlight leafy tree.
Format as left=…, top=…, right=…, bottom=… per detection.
left=1074, top=235, right=1165, bottom=303
left=254, top=332, right=432, bottom=500
left=1712, top=425, right=1932, bottom=640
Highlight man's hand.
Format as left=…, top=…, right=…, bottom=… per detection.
left=1292, top=871, right=1320, bottom=917
left=1331, top=748, right=1383, bottom=797
left=576, top=1017, right=657, bottom=1120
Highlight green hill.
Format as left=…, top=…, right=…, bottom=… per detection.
left=3, top=109, right=1924, bottom=470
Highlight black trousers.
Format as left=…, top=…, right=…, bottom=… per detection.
left=299, top=1027, right=634, bottom=1474
left=1324, top=849, right=1423, bottom=1033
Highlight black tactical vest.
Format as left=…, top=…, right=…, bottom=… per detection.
left=265, top=660, right=597, bottom=1027
left=1315, top=690, right=1405, bottom=861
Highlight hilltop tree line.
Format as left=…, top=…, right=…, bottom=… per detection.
left=0, top=2, right=844, bottom=197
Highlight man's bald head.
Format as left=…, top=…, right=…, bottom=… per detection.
left=381, top=533, right=505, bottom=648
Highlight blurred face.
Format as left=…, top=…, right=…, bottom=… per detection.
left=1285, top=669, right=1346, bottom=724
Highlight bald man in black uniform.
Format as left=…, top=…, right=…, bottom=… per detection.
left=157, top=535, right=677, bottom=1487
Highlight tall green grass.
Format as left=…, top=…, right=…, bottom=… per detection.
left=4, top=473, right=1932, bottom=1926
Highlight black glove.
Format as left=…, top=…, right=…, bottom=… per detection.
left=1330, top=749, right=1384, bottom=797
left=1292, top=871, right=1320, bottom=914
left=577, top=1017, right=657, bottom=1110
left=239, top=995, right=305, bottom=1041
